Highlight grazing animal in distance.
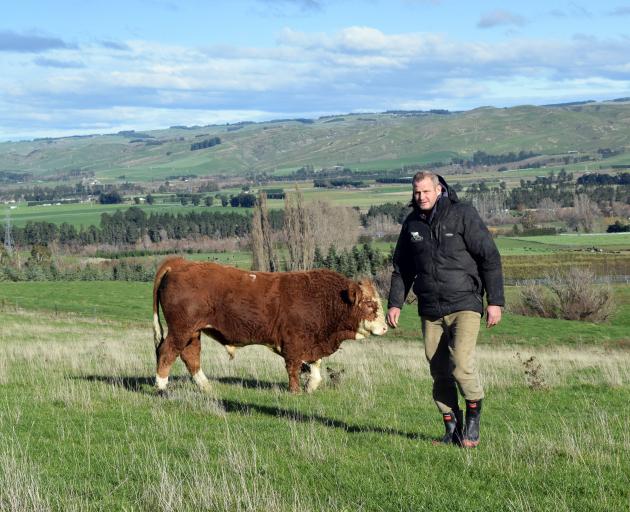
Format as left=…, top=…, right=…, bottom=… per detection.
left=152, top=257, right=388, bottom=393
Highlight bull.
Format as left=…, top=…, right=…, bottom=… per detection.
left=152, top=257, right=388, bottom=393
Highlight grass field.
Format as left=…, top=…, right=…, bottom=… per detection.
left=2, top=182, right=411, bottom=228
left=4, top=201, right=252, bottom=229
left=494, top=234, right=630, bottom=255
left=0, top=281, right=629, bottom=510
left=1, top=282, right=629, bottom=346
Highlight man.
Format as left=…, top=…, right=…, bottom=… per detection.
left=387, top=171, right=504, bottom=448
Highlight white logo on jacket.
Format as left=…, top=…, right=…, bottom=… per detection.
left=410, top=231, right=423, bottom=242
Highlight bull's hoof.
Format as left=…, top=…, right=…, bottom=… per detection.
left=305, top=377, right=323, bottom=393
left=198, top=383, right=213, bottom=394
left=155, top=388, right=169, bottom=398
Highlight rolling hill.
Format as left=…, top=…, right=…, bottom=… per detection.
left=1, top=100, right=630, bottom=183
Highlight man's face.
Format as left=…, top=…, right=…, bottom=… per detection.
left=413, top=178, right=442, bottom=211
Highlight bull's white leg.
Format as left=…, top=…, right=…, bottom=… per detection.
left=225, top=345, right=237, bottom=359
left=305, top=359, right=323, bottom=393
left=192, top=370, right=212, bottom=393
left=156, top=375, right=169, bottom=391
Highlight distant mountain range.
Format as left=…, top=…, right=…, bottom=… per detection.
left=1, top=100, right=629, bottom=183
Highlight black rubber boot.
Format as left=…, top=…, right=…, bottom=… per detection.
left=434, top=410, right=463, bottom=445
left=462, top=399, right=482, bottom=448
left=454, top=409, right=464, bottom=445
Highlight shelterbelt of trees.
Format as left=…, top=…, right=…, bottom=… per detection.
left=2, top=209, right=253, bottom=247
left=1, top=171, right=629, bottom=248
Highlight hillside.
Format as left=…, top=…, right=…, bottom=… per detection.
left=1, top=101, right=630, bottom=182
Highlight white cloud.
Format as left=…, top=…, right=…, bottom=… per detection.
left=3, top=24, right=630, bottom=138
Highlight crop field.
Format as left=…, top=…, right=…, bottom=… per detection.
left=0, top=281, right=629, bottom=511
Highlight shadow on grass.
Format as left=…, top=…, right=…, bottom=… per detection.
left=79, top=374, right=186, bottom=394
left=78, top=374, right=431, bottom=441
left=218, top=398, right=431, bottom=441
left=79, top=374, right=285, bottom=394
left=212, top=376, right=283, bottom=390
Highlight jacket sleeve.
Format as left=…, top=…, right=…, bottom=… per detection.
left=387, top=221, right=416, bottom=309
left=462, top=207, right=505, bottom=307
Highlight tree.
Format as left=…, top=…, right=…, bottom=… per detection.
left=99, top=190, right=123, bottom=204
left=324, top=245, right=337, bottom=269
left=573, top=194, right=600, bottom=233
left=28, top=244, right=52, bottom=265
left=309, top=201, right=360, bottom=252
left=365, top=213, right=399, bottom=239
left=520, top=210, right=536, bottom=230
left=250, top=192, right=279, bottom=272
left=469, top=188, right=508, bottom=225
left=283, top=188, right=315, bottom=271
left=536, top=198, right=561, bottom=222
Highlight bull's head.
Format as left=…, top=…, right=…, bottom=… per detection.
left=346, top=280, right=388, bottom=338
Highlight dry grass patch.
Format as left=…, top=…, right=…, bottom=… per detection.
left=0, top=440, right=50, bottom=512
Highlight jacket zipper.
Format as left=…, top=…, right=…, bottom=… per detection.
left=429, top=224, right=444, bottom=317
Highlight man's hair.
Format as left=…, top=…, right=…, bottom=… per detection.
left=412, top=171, right=440, bottom=187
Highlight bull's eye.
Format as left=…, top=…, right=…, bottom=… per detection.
left=362, top=300, right=377, bottom=319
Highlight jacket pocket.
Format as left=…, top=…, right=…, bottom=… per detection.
left=469, top=274, right=482, bottom=294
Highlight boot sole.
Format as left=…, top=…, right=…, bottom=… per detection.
left=432, top=439, right=454, bottom=446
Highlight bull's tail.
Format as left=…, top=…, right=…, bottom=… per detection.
left=153, top=257, right=182, bottom=347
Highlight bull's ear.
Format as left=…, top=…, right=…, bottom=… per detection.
left=342, top=284, right=362, bottom=305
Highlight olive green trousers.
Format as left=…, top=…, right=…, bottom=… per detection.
left=422, top=310, right=484, bottom=414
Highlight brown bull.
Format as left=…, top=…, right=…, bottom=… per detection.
left=152, top=257, right=388, bottom=393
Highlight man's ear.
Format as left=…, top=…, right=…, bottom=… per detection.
left=342, top=283, right=362, bottom=305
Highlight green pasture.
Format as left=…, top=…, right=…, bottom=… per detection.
left=3, top=202, right=249, bottom=228
left=1, top=282, right=629, bottom=347
left=496, top=233, right=630, bottom=254
left=348, top=151, right=460, bottom=171
left=516, top=233, right=630, bottom=249
left=5, top=164, right=629, bottom=231
left=184, top=250, right=252, bottom=267
left=2, top=182, right=409, bottom=228
left=0, top=280, right=629, bottom=510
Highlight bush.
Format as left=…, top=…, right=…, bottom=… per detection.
left=607, top=221, right=630, bottom=233
left=514, top=267, right=615, bottom=322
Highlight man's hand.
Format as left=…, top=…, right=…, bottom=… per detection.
left=486, top=305, right=502, bottom=328
left=387, top=307, right=401, bottom=328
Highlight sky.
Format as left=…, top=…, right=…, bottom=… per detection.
left=2, top=0, right=630, bottom=140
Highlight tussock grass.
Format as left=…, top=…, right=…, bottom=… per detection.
left=1, top=306, right=629, bottom=511
left=0, top=440, right=50, bottom=512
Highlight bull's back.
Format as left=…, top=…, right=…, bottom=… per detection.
left=159, top=261, right=281, bottom=343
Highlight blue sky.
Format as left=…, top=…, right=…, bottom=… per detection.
left=2, top=0, right=630, bottom=140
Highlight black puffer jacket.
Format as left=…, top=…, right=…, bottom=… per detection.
left=388, top=175, right=504, bottom=317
